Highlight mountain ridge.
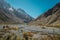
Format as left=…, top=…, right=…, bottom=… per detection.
left=29, top=2, right=60, bottom=27
left=0, top=0, right=34, bottom=24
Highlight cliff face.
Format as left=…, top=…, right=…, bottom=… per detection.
left=0, top=0, right=34, bottom=24
left=30, top=3, right=60, bottom=27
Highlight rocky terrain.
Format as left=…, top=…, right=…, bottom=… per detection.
left=0, top=0, right=34, bottom=24
left=29, top=3, right=60, bottom=28
left=0, top=25, right=60, bottom=40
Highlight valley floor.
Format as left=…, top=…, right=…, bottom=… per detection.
left=0, top=24, right=60, bottom=40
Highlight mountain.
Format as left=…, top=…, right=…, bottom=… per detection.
left=29, top=3, right=60, bottom=27
left=16, top=8, right=34, bottom=23
left=0, top=0, right=34, bottom=24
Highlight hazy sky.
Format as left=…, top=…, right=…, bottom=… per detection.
left=5, top=0, right=60, bottom=18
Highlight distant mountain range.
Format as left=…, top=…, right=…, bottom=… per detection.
left=0, top=0, right=34, bottom=24
left=29, top=3, right=60, bottom=27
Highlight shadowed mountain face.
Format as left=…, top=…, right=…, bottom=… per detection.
left=30, top=3, right=60, bottom=27
left=16, top=8, right=34, bottom=23
left=0, top=0, right=34, bottom=24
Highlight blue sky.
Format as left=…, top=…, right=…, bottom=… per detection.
left=5, top=0, right=60, bottom=18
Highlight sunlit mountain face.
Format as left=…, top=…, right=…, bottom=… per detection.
left=0, top=0, right=34, bottom=24
left=29, top=2, right=60, bottom=28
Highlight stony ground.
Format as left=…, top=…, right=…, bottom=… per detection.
left=0, top=24, right=60, bottom=40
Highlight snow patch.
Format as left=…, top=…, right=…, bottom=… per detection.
left=9, top=8, right=13, bottom=11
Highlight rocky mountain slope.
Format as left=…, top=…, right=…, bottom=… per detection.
left=0, top=0, right=34, bottom=24
left=29, top=3, right=60, bottom=27
left=16, top=8, right=34, bottom=23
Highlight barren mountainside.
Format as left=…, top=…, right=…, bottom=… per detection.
left=29, top=3, right=60, bottom=27
left=0, top=0, right=34, bottom=24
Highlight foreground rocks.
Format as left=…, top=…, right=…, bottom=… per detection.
left=0, top=31, right=21, bottom=40
left=0, top=25, right=60, bottom=40
left=0, top=26, right=21, bottom=40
